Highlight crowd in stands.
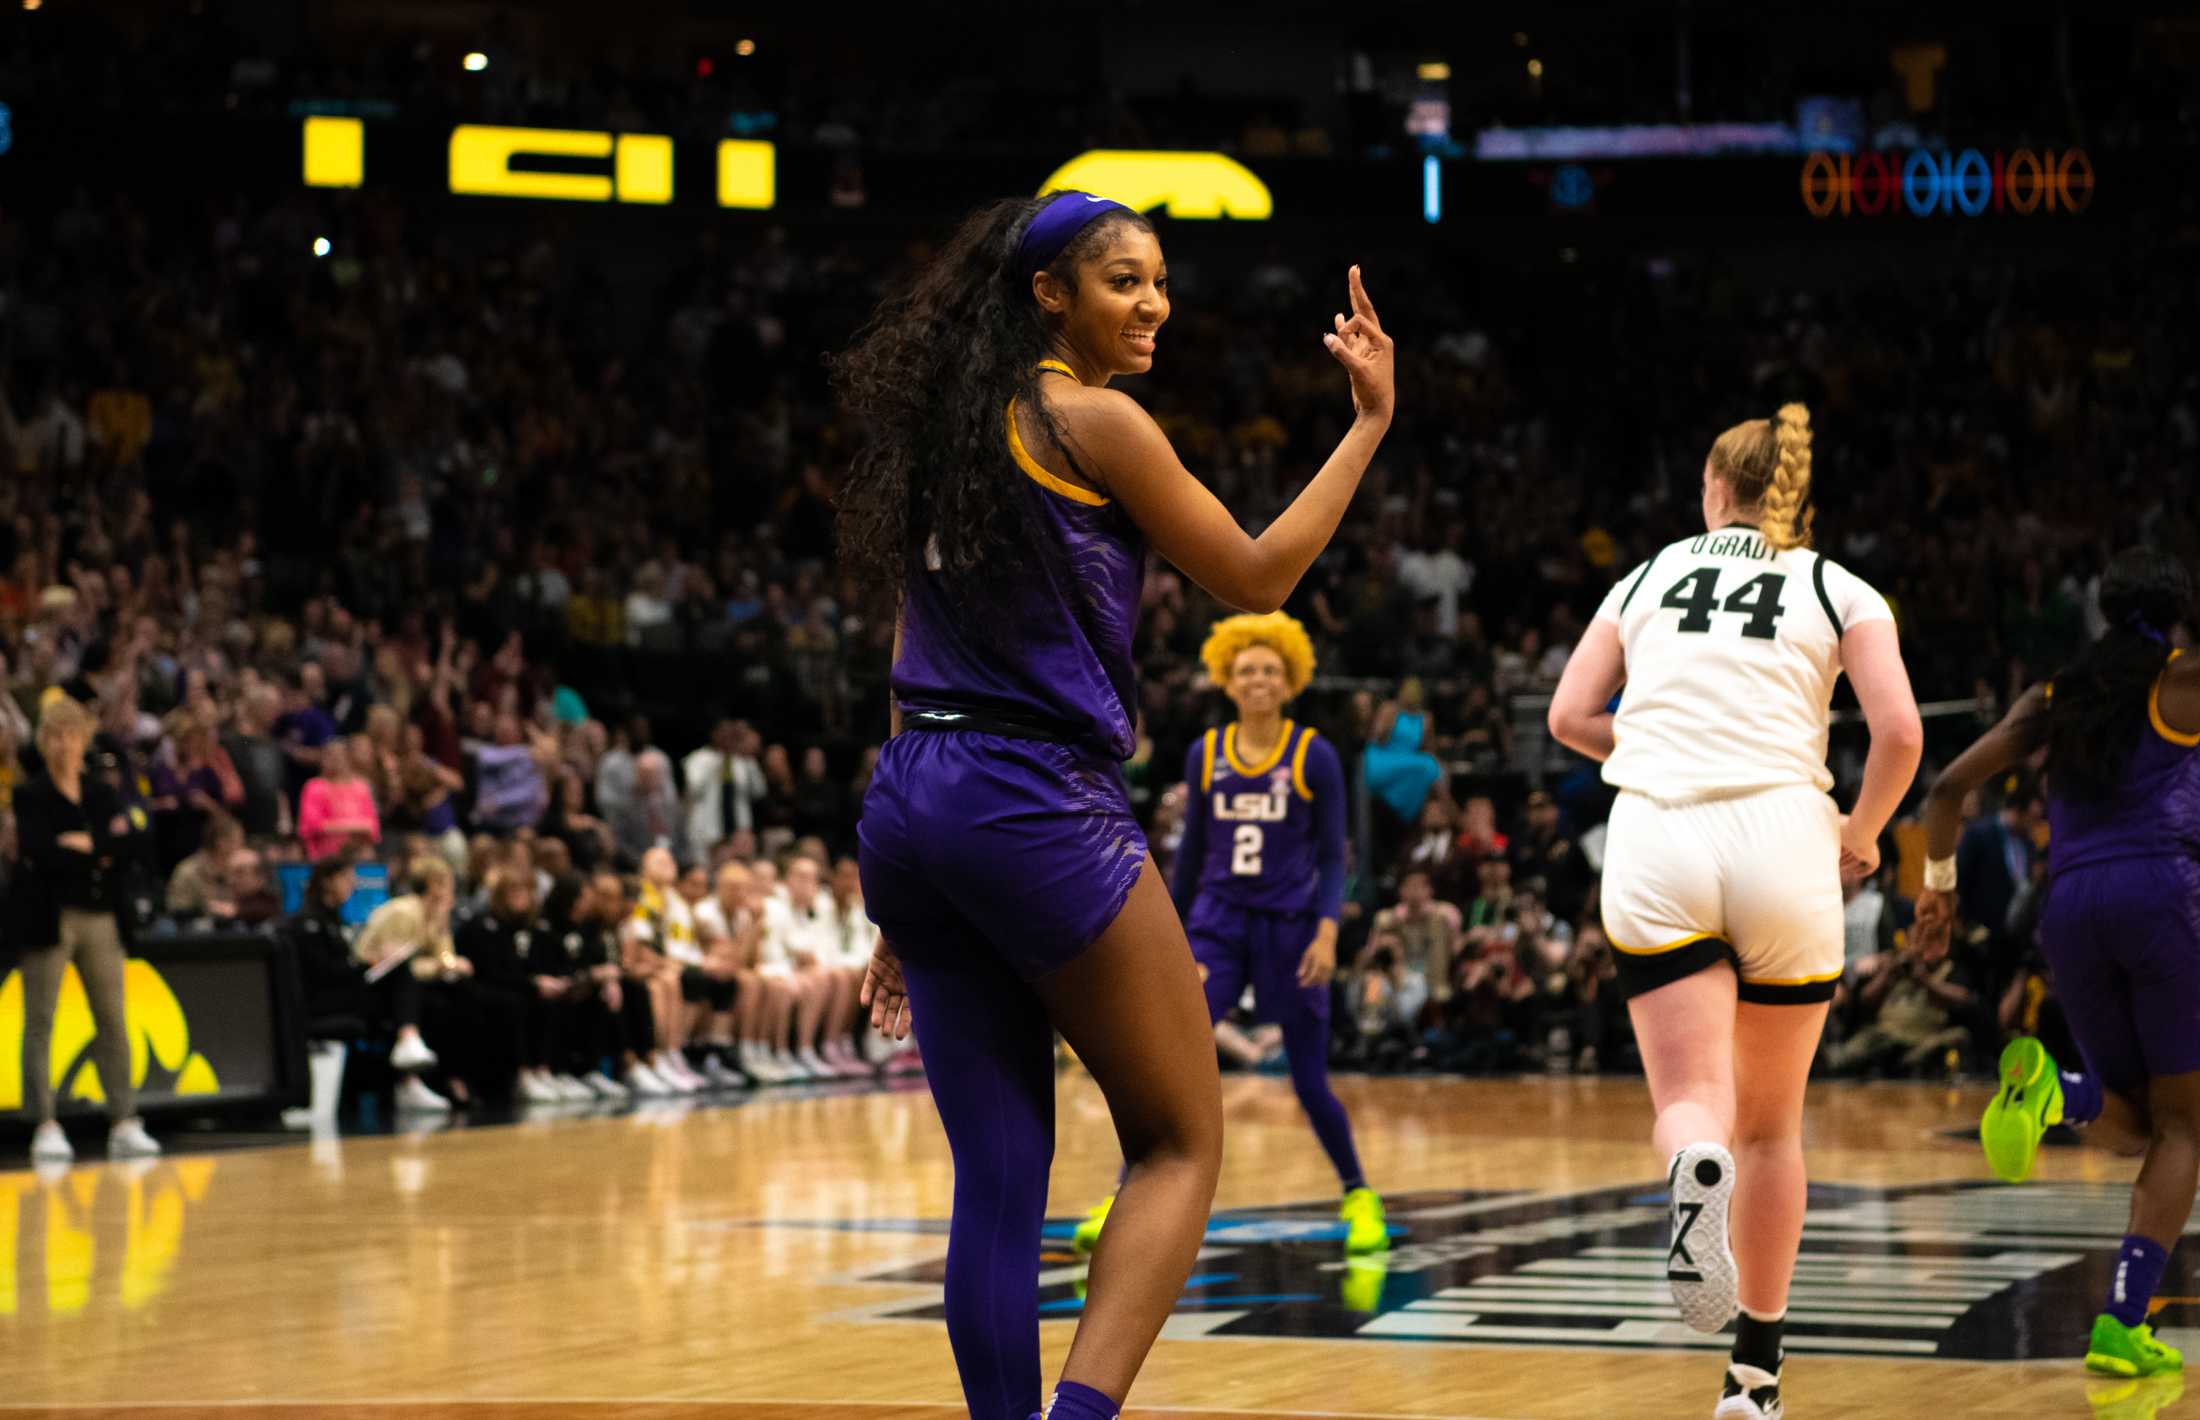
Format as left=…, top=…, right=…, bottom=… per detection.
left=1, top=120, right=2194, bottom=1105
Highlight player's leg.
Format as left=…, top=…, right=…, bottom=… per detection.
left=1630, top=965, right=1742, bottom=1339
left=860, top=741, right=1061, bottom=1420
left=1707, top=785, right=1844, bottom=1415
left=897, top=937, right=1059, bottom=1420
left=2088, top=865, right=2200, bottom=1377
left=1071, top=901, right=1245, bottom=1253
left=1730, top=1003, right=1831, bottom=1311
left=1605, top=791, right=1741, bottom=1336
left=1253, top=911, right=1378, bottom=1247
left=1033, top=857, right=1224, bottom=1418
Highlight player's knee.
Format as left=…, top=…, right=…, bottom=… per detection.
left=2147, top=1098, right=2200, bottom=1151
left=1126, top=1090, right=1224, bottom=1175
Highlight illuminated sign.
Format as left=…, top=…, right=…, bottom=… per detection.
left=448, top=124, right=670, bottom=203
left=302, top=115, right=363, bottom=188
left=297, top=118, right=777, bottom=208
left=1801, top=148, right=2093, bottom=218
left=0, top=961, right=222, bottom=1110
left=1038, top=150, right=1272, bottom=219
left=717, top=138, right=774, bottom=209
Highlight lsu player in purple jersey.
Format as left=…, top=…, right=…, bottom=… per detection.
left=1915, top=547, right=2200, bottom=1381
left=1073, top=611, right=1386, bottom=1258
left=835, top=190, right=1394, bottom=1420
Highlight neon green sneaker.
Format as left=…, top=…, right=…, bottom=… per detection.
left=1981, top=1036, right=2064, bottom=1184
left=1340, top=1187, right=1390, bottom=1254
left=2087, top=1314, right=2185, bottom=1378
left=1071, top=1194, right=1114, bottom=1254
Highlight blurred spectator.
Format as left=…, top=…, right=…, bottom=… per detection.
left=760, top=853, right=851, bottom=1079
left=1355, top=869, right=1461, bottom=1058
left=611, top=748, right=688, bottom=866
left=1362, top=678, right=1444, bottom=833
left=166, top=812, right=246, bottom=916
left=791, top=746, right=845, bottom=848
left=1508, top=790, right=1592, bottom=924
left=285, top=856, right=444, bottom=1104
left=298, top=738, right=381, bottom=862
left=683, top=719, right=767, bottom=853
left=1828, top=934, right=1980, bottom=1077
left=1456, top=795, right=1510, bottom=869
left=543, top=765, right=616, bottom=871
left=471, top=713, right=555, bottom=834
left=1957, top=786, right=2033, bottom=945
left=225, top=685, right=293, bottom=839
left=622, top=846, right=714, bottom=1091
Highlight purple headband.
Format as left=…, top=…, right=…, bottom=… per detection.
left=2127, top=612, right=2169, bottom=646
left=1016, top=191, right=1133, bottom=280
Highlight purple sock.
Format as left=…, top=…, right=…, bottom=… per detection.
left=1047, top=1381, right=1121, bottom=1420
left=2107, top=1235, right=2170, bottom=1328
left=2061, top=1068, right=2103, bottom=1127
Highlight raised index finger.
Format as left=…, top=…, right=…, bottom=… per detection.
left=1347, top=264, right=1380, bottom=327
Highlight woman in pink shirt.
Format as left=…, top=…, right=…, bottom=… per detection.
left=298, top=738, right=382, bottom=861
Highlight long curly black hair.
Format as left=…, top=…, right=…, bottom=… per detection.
left=831, top=195, right=1155, bottom=613
left=2047, top=545, right=2194, bottom=801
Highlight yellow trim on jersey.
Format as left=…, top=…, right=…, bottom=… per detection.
left=1742, top=968, right=1845, bottom=987
left=1606, top=930, right=1715, bottom=958
left=1005, top=400, right=1108, bottom=507
left=1200, top=729, right=1218, bottom=792
left=1036, top=358, right=1077, bottom=379
left=1224, top=719, right=1295, bottom=779
left=1290, top=727, right=1317, bottom=799
left=2151, top=650, right=2200, bottom=748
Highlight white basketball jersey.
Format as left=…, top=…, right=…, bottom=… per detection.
left=1595, top=526, right=1893, bottom=802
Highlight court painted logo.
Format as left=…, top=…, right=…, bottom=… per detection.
left=0, top=962, right=222, bottom=1110
left=815, top=1180, right=2200, bottom=1363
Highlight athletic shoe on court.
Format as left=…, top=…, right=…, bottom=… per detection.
left=2088, top=1314, right=2185, bottom=1378
left=1072, top=1195, right=1115, bottom=1253
left=396, top=1077, right=454, bottom=1113
left=552, top=1074, right=597, bottom=1102
left=700, top=1054, right=749, bottom=1089
left=626, top=1061, right=675, bottom=1096
left=30, top=1121, right=73, bottom=1165
left=1341, top=1186, right=1390, bottom=1253
left=1981, top=1036, right=2064, bottom=1184
left=389, top=1034, right=438, bottom=1072
left=1713, top=1361, right=1782, bottom=1418
left=106, top=1113, right=160, bottom=1153
left=584, top=1071, right=630, bottom=1101
left=1667, top=1142, right=1739, bottom=1333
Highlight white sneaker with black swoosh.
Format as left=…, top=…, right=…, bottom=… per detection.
left=1667, top=1142, right=1739, bottom=1333
left=1713, top=1361, right=1781, bottom=1418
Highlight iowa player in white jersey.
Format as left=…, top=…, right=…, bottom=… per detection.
left=1549, top=405, right=1923, bottom=1420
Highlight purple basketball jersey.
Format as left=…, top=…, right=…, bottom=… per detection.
left=890, top=398, right=1146, bottom=761
left=2047, top=657, right=2200, bottom=878
left=1180, top=722, right=1346, bottom=918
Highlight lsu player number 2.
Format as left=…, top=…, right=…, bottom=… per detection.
left=1231, top=824, right=1264, bottom=876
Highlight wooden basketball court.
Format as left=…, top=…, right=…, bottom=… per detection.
left=1, top=1074, right=2189, bottom=1419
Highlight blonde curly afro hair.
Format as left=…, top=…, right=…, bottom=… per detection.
left=1199, top=611, right=1317, bottom=699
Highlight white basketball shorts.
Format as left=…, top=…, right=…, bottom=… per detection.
left=1599, top=783, right=1844, bottom=1005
